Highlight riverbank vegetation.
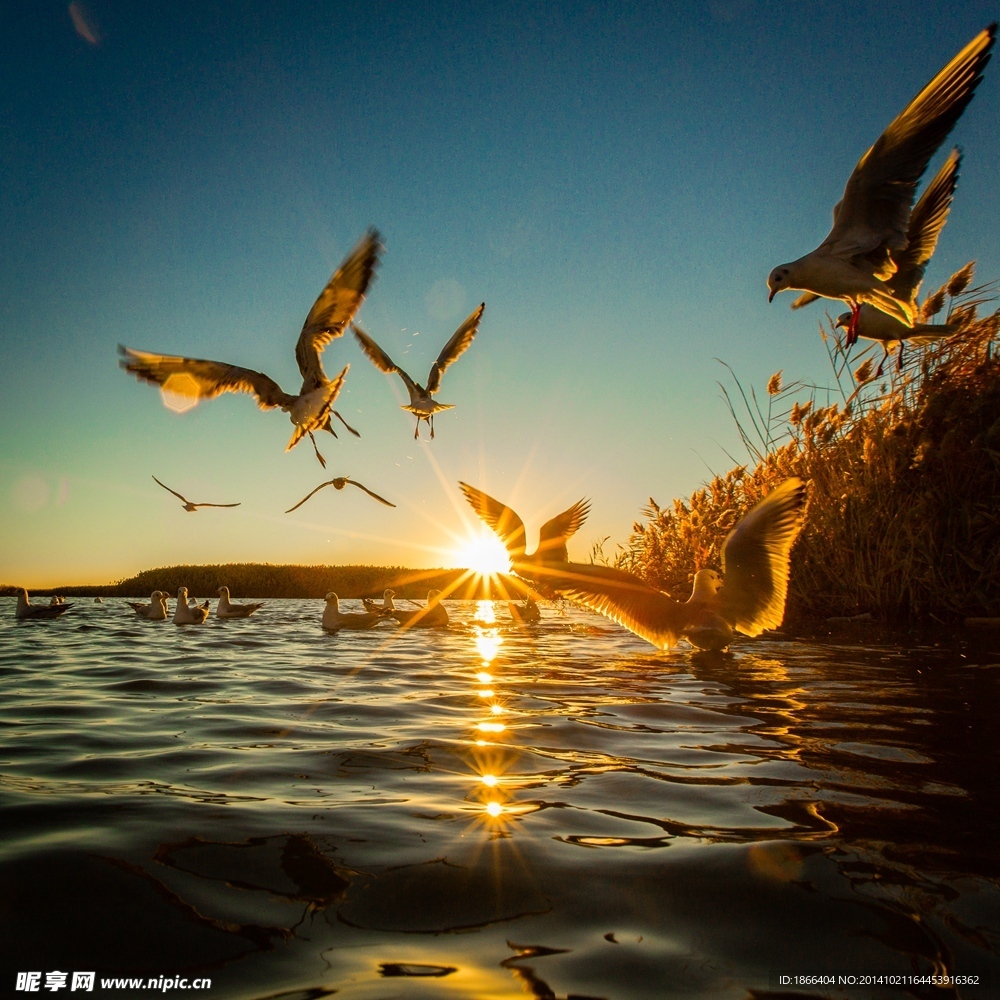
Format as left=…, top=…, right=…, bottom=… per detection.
left=608, top=264, right=1000, bottom=621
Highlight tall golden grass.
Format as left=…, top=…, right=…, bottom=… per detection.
left=614, top=265, right=1000, bottom=621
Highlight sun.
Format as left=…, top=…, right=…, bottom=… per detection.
left=452, top=529, right=511, bottom=576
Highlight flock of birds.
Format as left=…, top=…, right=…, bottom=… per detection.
left=13, top=25, right=997, bottom=651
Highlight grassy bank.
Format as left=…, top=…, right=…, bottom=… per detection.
left=610, top=265, right=1000, bottom=621
left=1, top=563, right=513, bottom=600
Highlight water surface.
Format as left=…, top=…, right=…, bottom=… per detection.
left=2, top=599, right=998, bottom=998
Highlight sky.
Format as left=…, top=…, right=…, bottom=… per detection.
left=2, top=1, right=999, bottom=588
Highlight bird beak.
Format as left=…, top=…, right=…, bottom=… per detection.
left=768, top=289, right=776, bottom=303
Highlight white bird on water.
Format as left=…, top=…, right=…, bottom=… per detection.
left=352, top=303, right=485, bottom=439
left=15, top=589, right=73, bottom=620
left=152, top=476, right=241, bottom=512
left=119, top=229, right=382, bottom=467
left=548, top=479, right=807, bottom=652
left=216, top=587, right=265, bottom=619
left=128, top=590, right=168, bottom=621
left=322, top=593, right=392, bottom=631
left=832, top=149, right=963, bottom=375
left=362, top=589, right=396, bottom=614
left=767, top=25, right=995, bottom=339
left=173, top=587, right=210, bottom=625
left=389, top=591, right=450, bottom=629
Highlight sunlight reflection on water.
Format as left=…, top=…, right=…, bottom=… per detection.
left=1, top=597, right=998, bottom=998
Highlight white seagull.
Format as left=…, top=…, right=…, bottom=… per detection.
left=388, top=591, right=450, bottom=629
left=127, top=590, right=168, bottom=620
left=322, top=593, right=393, bottom=631
left=15, top=588, right=73, bottom=620
left=549, top=479, right=807, bottom=651
left=767, top=25, right=995, bottom=339
left=173, top=586, right=210, bottom=625
left=353, top=303, right=485, bottom=439
left=120, top=229, right=382, bottom=467
left=152, top=476, right=240, bottom=512
left=216, top=587, right=265, bottom=619
left=362, top=589, right=396, bottom=614
left=285, top=476, right=395, bottom=513
left=832, top=148, right=962, bottom=374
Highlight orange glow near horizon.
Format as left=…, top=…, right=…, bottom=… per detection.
left=450, top=529, right=511, bottom=577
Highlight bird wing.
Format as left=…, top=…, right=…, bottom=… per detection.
left=119, top=346, right=296, bottom=409
left=717, top=478, right=807, bottom=636
left=285, top=481, right=334, bottom=513
left=425, top=303, right=485, bottom=394
left=536, top=498, right=591, bottom=561
left=352, top=325, right=420, bottom=394
left=194, top=502, right=241, bottom=509
left=296, top=229, right=382, bottom=392
left=888, top=147, right=961, bottom=302
left=458, top=481, right=527, bottom=561
left=152, top=476, right=189, bottom=503
left=820, top=25, right=994, bottom=277
left=550, top=563, right=687, bottom=650
left=345, top=479, right=396, bottom=507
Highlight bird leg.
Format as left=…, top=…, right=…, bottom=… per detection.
left=413, top=419, right=420, bottom=440
left=845, top=301, right=862, bottom=347
left=896, top=340, right=905, bottom=372
left=875, top=344, right=889, bottom=379
left=430, top=415, right=435, bottom=440
left=309, top=431, right=327, bottom=468
left=333, top=410, right=361, bottom=438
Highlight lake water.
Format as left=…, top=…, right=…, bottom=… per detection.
left=2, top=598, right=998, bottom=999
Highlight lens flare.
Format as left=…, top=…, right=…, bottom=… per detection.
left=451, top=531, right=511, bottom=576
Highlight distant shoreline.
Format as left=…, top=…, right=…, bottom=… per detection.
left=0, top=562, right=520, bottom=600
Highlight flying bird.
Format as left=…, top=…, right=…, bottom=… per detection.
left=767, top=25, right=995, bottom=339
left=550, top=479, right=807, bottom=651
left=216, top=586, right=265, bottom=619
left=15, top=588, right=73, bottom=620
left=832, top=149, right=962, bottom=374
left=458, top=482, right=590, bottom=588
left=322, top=593, right=393, bottom=631
left=353, top=303, right=485, bottom=439
left=119, top=229, right=382, bottom=467
left=152, top=476, right=241, bottom=512
left=285, top=476, right=396, bottom=513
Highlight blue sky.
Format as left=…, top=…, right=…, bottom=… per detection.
left=2, top=1, right=998, bottom=586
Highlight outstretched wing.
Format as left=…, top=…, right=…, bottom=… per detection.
left=152, top=476, right=189, bottom=503
left=821, top=25, right=994, bottom=277
left=345, top=479, right=396, bottom=507
left=458, top=481, right=527, bottom=561
left=536, top=498, right=591, bottom=561
left=285, top=481, right=333, bottom=513
left=195, top=502, right=241, bottom=509
left=426, top=303, right=484, bottom=394
left=551, top=563, right=687, bottom=650
left=889, top=147, right=961, bottom=302
left=790, top=291, right=821, bottom=310
left=296, top=229, right=383, bottom=392
left=718, top=478, right=807, bottom=636
left=119, top=346, right=295, bottom=409
left=352, top=325, right=419, bottom=393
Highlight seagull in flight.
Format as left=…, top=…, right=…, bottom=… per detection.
left=285, top=476, right=396, bottom=513
left=458, top=482, right=590, bottom=587
left=120, top=229, right=382, bottom=467
left=352, top=303, right=484, bottom=439
left=548, top=479, right=807, bottom=651
left=832, top=149, right=962, bottom=374
left=152, top=476, right=241, bottom=512
left=767, top=25, right=995, bottom=340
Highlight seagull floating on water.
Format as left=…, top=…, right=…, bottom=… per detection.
left=458, top=482, right=590, bottom=589
left=389, top=590, right=449, bottom=629
left=353, top=303, right=484, bottom=439
left=120, top=229, right=382, bottom=467
left=128, top=590, right=168, bottom=620
left=173, top=586, right=210, bottom=625
left=508, top=595, right=541, bottom=625
left=152, top=476, right=240, bottom=512
left=832, top=149, right=962, bottom=374
left=549, top=479, right=807, bottom=651
left=286, top=476, right=396, bottom=513
left=362, top=589, right=396, bottom=614
left=767, top=25, right=995, bottom=339
left=216, top=587, right=265, bottom=619
left=322, top=593, right=392, bottom=631
left=15, top=589, right=73, bottom=620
